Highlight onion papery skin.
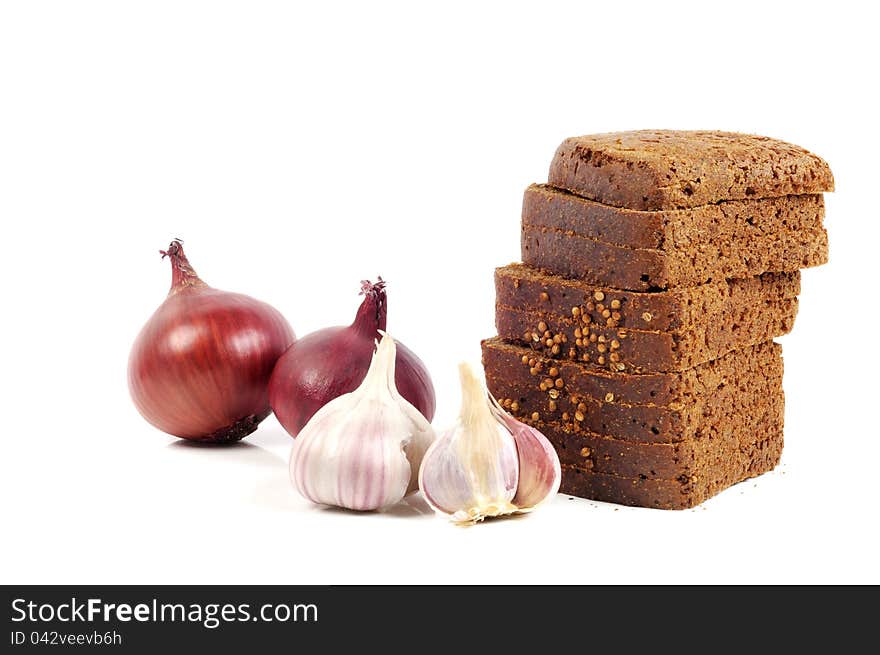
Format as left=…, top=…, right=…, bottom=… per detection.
left=128, top=241, right=295, bottom=443
left=269, top=280, right=435, bottom=438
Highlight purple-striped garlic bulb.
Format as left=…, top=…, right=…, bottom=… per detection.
left=289, top=333, right=435, bottom=511
left=418, top=363, right=561, bottom=524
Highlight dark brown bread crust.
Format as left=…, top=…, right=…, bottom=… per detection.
left=517, top=384, right=782, bottom=480
left=560, top=467, right=701, bottom=509
left=522, top=222, right=828, bottom=291
left=480, top=337, right=782, bottom=420
left=495, top=263, right=800, bottom=332
left=548, top=130, right=834, bottom=210
left=523, top=184, right=825, bottom=250
left=494, top=265, right=797, bottom=374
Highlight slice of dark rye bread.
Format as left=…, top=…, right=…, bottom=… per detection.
left=521, top=219, right=826, bottom=291
left=495, top=266, right=797, bottom=374
left=548, top=130, right=834, bottom=211
left=523, top=184, right=825, bottom=250
left=558, top=429, right=782, bottom=510
left=515, top=385, right=782, bottom=480
left=496, top=263, right=799, bottom=332
left=480, top=337, right=783, bottom=442
left=488, top=347, right=781, bottom=443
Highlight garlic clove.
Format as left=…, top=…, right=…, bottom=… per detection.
left=417, top=422, right=519, bottom=523
left=289, top=334, right=435, bottom=511
left=418, top=363, right=519, bottom=524
left=491, top=398, right=561, bottom=512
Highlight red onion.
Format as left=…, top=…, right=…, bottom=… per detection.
left=269, top=279, right=435, bottom=438
left=128, top=240, right=295, bottom=442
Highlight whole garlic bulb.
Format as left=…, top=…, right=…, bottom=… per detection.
left=289, top=334, right=435, bottom=511
left=418, top=363, right=561, bottom=524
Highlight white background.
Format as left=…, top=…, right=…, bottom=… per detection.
left=1, top=1, right=877, bottom=585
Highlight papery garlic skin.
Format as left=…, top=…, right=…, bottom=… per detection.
left=418, top=363, right=520, bottom=523
left=290, top=334, right=435, bottom=511
left=490, top=398, right=561, bottom=511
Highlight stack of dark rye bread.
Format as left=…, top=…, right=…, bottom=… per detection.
left=482, top=130, right=832, bottom=509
